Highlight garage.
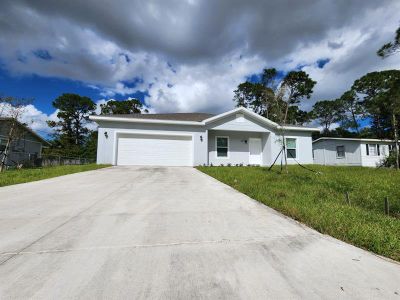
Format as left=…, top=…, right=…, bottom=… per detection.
left=116, top=133, right=193, bottom=166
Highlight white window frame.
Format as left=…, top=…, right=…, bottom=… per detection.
left=215, top=136, right=229, bottom=159
left=285, top=137, right=297, bottom=159
left=336, top=145, right=345, bottom=159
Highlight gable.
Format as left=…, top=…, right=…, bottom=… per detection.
left=206, top=112, right=273, bottom=132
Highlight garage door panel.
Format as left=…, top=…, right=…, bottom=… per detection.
left=117, top=134, right=192, bottom=166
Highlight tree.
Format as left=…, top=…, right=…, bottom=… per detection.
left=311, top=100, right=342, bottom=133
left=234, top=68, right=316, bottom=172
left=336, top=90, right=364, bottom=133
left=47, top=94, right=96, bottom=155
left=0, top=96, right=30, bottom=171
left=377, top=26, right=400, bottom=58
left=351, top=70, right=400, bottom=169
left=100, top=99, right=148, bottom=115
left=233, top=68, right=316, bottom=124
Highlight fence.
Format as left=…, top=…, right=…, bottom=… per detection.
left=1, top=151, right=94, bottom=169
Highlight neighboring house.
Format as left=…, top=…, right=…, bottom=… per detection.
left=0, top=118, right=49, bottom=167
left=89, top=107, right=318, bottom=167
left=312, top=137, right=395, bottom=167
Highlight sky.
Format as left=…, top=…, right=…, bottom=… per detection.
left=0, top=0, right=400, bottom=137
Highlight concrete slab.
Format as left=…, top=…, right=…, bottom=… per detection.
left=0, top=166, right=399, bottom=299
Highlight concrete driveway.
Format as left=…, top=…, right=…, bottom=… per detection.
left=0, top=167, right=399, bottom=299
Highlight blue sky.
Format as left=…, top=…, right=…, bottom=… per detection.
left=0, top=0, right=400, bottom=136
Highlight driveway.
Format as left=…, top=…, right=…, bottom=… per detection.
left=0, top=167, right=399, bottom=299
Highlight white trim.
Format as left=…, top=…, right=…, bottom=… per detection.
left=285, top=137, right=297, bottom=160
left=313, top=137, right=395, bottom=143
left=112, top=130, right=194, bottom=166
left=215, top=136, right=229, bottom=159
left=91, top=107, right=319, bottom=132
left=90, top=115, right=203, bottom=126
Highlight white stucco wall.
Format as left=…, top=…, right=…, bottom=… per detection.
left=93, top=112, right=316, bottom=167
left=268, top=131, right=313, bottom=165
left=208, top=130, right=264, bottom=165
left=313, top=140, right=362, bottom=166
left=360, top=142, right=392, bottom=167
left=95, top=121, right=208, bottom=166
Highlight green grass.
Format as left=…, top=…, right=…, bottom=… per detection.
left=0, top=164, right=110, bottom=187
left=197, top=165, right=400, bottom=262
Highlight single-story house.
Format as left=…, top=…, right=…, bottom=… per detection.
left=89, top=107, right=319, bottom=167
left=312, top=137, right=395, bottom=167
left=0, top=117, right=49, bottom=167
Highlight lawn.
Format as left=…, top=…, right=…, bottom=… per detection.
left=0, top=164, right=110, bottom=187
left=197, top=165, right=400, bottom=262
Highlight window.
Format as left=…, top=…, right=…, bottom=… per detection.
left=336, top=145, right=345, bottom=158
left=216, top=137, right=229, bottom=158
left=286, top=138, right=296, bottom=159
left=366, top=144, right=378, bottom=156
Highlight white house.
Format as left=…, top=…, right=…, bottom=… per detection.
left=89, top=107, right=318, bottom=167
left=312, top=137, right=395, bottom=167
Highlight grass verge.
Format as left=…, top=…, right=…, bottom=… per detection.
left=197, top=165, right=400, bottom=262
left=0, top=164, right=110, bottom=187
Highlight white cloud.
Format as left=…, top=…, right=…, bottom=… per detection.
left=0, top=0, right=400, bottom=116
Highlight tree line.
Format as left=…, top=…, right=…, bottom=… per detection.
left=232, top=26, right=400, bottom=169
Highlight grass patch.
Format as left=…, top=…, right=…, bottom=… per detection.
left=197, top=165, right=400, bottom=261
left=0, top=164, right=110, bottom=187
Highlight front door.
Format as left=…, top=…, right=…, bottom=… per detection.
left=249, top=138, right=262, bottom=165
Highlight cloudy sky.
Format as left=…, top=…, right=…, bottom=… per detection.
left=1, top=0, right=400, bottom=136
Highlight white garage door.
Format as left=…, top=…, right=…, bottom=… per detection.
left=116, top=134, right=193, bottom=166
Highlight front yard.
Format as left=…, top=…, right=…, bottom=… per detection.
left=0, top=164, right=110, bottom=187
left=197, top=165, right=400, bottom=262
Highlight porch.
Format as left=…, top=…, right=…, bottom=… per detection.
left=207, top=130, right=271, bottom=166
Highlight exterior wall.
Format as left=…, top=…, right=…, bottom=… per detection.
left=95, top=121, right=208, bottom=166
left=313, top=140, right=362, bottom=166
left=313, top=140, right=394, bottom=167
left=0, top=120, right=44, bottom=166
left=272, top=131, right=314, bottom=165
left=360, top=142, right=392, bottom=167
left=208, top=130, right=264, bottom=165
left=207, top=113, right=269, bottom=132
left=94, top=112, right=316, bottom=167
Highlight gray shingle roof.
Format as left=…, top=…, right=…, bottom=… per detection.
left=100, top=113, right=215, bottom=122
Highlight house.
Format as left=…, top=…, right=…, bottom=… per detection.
left=90, top=107, right=318, bottom=167
left=0, top=118, right=49, bottom=167
left=312, top=137, right=395, bottom=167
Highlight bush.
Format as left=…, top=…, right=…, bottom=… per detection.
left=380, top=151, right=398, bottom=168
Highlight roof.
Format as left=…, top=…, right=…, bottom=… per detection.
left=89, top=107, right=319, bottom=132
left=100, top=113, right=215, bottom=122
left=313, top=137, right=395, bottom=143
left=0, top=117, right=50, bottom=145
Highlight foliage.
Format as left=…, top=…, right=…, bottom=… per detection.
left=233, top=68, right=316, bottom=125
left=0, top=164, right=110, bottom=187
left=100, top=99, right=148, bottom=115
left=198, top=165, right=400, bottom=261
left=337, top=90, right=364, bottom=133
left=377, top=26, right=400, bottom=58
left=311, top=99, right=342, bottom=132
left=46, top=93, right=96, bottom=158
left=351, top=70, right=400, bottom=168
left=47, top=93, right=96, bottom=146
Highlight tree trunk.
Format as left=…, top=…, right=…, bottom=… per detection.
left=392, top=113, right=399, bottom=170
left=351, top=110, right=360, bottom=134
left=0, top=120, right=16, bottom=172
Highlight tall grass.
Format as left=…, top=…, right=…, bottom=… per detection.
left=0, top=164, right=110, bottom=187
left=198, top=165, right=400, bottom=261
